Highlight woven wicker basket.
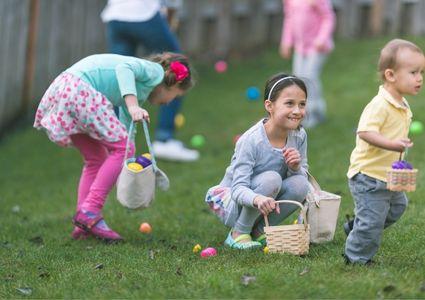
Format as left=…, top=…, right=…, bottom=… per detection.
left=386, top=168, right=418, bottom=192
left=264, top=200, right=309, bottom=255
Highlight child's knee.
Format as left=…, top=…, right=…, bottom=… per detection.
left=259, top=171, right=282, bottom=197
left=283, top=175, right=309, bottom=200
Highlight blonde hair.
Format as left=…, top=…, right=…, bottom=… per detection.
left=378, top=39, right=423, bottom=81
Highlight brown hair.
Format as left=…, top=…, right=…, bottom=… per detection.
left=378, top=39, right=423, bottom=81
left=148, top=52, right=195, bottom=91
left=264, top=73, right=307, bottom=102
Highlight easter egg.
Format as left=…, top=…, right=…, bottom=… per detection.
left=263, top=246, right=269, bottom=254
left=214, top=60, right=227, bottom=73
left=246, top=86, right=260, bottom=101
left=392, top=160, right=413, bottom=170
left=128, top=162, right=143, bottom=172
left=409, top=121, right=424, bottom=135
left=139, top=222, right=152, bottom=234
left=401, top=160, right=413, bottom=169
left=174, top=113, right=185, bottom=129
left=200, top=247, right=217, bottom=258
left=136, top=155, right=151, bottom=168
left=142, top=153, right=152, bottom=160
left=193, top=244, right=202, bottom=253
left=190, top=134, right=205, bottom=148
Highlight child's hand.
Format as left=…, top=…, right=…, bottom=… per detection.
left=279, top=44, right=292, bottom=59
left=128, top=106, right=150, bottom=123
left=253, top=195, right=280, bottom=215
left=314, top=40, right=327, bottom=52
left=283, top=147, right=301, bottom=171
left=392, top=138, right=413, bottom=152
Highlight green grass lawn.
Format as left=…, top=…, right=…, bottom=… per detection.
left=1, top=37, right=425, bottom=298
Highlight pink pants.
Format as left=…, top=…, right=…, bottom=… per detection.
left=70, top=134, right=135, bottom=214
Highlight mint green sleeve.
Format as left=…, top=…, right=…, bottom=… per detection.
left=119, top=107, right=133, bottom=133
left=115, top=59, right=164, bottom=98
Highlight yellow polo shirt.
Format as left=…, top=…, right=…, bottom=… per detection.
left=347, top=86, right=412, bottom=181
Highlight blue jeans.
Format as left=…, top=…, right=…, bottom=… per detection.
left=106, top=12, right=182, bottom=141
left=345, top=173, right=408, bottom=264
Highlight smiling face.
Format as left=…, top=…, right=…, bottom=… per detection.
left=148, top=84, right=184, bottom=105
left=389, top=48, right=425, bottom=96
left=265, top=84, right=307, bottom=130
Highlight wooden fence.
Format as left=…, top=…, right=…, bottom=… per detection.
left=1, top=0, right=425, bottom=134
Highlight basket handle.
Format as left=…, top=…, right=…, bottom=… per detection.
left=263, top=200, right=308, bottom=230
left=123, top=120, right=158, bottom=172
left=307, top=171, right=321, bottom=192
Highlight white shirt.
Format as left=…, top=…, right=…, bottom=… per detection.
left=101, top=0, right=161, bottom=22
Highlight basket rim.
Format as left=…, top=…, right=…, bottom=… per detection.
left=264, top=223, right=310, bottom=230
left=386, top=168, right=418, bottom=173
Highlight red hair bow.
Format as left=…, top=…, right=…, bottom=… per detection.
left=170, top=61, right=189, bottom=82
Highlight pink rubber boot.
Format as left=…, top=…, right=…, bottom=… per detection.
left=71, top=226, right=91, bottom=240
left=72, top=211, right=123, bottom=242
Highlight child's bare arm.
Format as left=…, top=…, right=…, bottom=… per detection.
left=124, top=94, right=150, bottom=122
left=358, top=131, right=413, bottom=152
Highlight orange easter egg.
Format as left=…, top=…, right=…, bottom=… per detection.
left=139, top=222, right=152, bottom=234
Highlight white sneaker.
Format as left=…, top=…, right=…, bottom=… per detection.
left=152, top=139, right=200, bottom=162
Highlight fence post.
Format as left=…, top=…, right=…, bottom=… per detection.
left=215, top=0, right=232, bottom=57
left=371, top=0, right=384, bottom=35
left=21, top=0, right=39, bottom=115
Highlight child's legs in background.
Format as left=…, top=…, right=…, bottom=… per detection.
left=304, top=52, right=328, bottom=118
left=254, top=175, right=309, bottom=232
left=71, top=134, right=135, bottom=214
left=105, top=16, right=182, bottom=141
left=344, top=174, right=402, bottom=264
left=233, top=171, right=282, bottom=234
left=293, top=51, right=328, bottom=125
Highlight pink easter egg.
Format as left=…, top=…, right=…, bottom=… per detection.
left=214, top=60, right=227, bottom=73
left=200, top=247, right=217, bottom=258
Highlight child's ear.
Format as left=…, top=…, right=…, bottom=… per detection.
left=264, top=99, right=273, bottom=113
left=384, top=68, right=396, bottom=82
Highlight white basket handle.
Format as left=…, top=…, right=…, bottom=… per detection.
left=307, top=171, right=321, bottom=192
left=306, top=171, right=322, bottom=208
left=263, top=200, right=308, bottom=230
left=124, top=120, right=158, bottom=172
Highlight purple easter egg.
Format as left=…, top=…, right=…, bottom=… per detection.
left=403, top=161, right=413, bottom=170
left=392, top=161, right=403, bottom=169
left=136, top=156, right=152, bottom=168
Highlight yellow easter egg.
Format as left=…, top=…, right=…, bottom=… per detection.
left=128, top=162, right=143, bottom=172
left=263, top=246, right=269, bottom=254
left=193, top=244, right=202, bottom=253
left=174, top=114, right=185, bottom=129
left=142, top=153, right=152, bottom=160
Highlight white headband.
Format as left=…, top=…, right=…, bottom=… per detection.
left=267, top=76, right=297, bottom=100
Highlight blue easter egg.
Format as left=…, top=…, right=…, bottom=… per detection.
left=246, top=87, right=260, bottom=101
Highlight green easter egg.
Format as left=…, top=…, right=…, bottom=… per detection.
left=190, top=134, right=205, bottom=148
left=410, top=121, right=424, bottom=135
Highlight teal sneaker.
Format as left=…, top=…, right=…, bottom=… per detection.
left=224, top=231, right=262, bottom=250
